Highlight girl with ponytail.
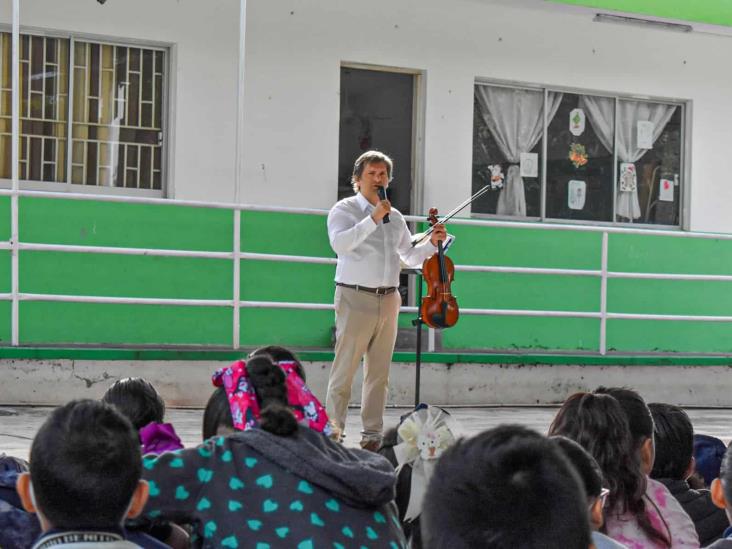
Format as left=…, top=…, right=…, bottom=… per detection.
left=549, top=390, right=699, bottom=549
left=139, top=352, right=406, bottom=548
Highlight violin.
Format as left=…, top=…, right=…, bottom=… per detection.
left=420, top=208, right=459, bottom=329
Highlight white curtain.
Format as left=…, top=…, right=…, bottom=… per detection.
left=474, top=86, right=563, bottom=216
left=579, top=96, right=677, bottom=220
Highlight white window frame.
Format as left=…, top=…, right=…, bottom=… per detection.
left=473, top=77, right=691, bottom=231
left=0, top=25, right=171, bottom=198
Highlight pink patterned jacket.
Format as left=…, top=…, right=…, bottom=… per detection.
left=605, top=477, right=700, bottom=549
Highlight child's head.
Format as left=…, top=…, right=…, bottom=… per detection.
left=711, top=445, right=732, bottom=523
left=102, top=377, right=165, bottom=431
left=552, top=435, right=607, bottom=532
left=249, top=345, right=306, bottom=381
left=17, top=400, right=148, bottom=531
left=694, top=434, right=727, bottom=487
left=203, top=355, right=298, bottom=441
left=551, top=390, right=670, bottom=547
left=648, top=403, right=694, bottom=481
left=421, top=424, right=591, bottom=549
left=594, top=387, right=655, bottom=475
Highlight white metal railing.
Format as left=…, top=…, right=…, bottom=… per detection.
left=4, top=187, right=732, bottom=355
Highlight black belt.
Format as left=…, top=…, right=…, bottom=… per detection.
left=336, top=283, right=398, bottom=295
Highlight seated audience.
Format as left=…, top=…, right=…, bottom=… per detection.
left=15, top=399, right=161, bottom=549
left=141, top=355, right=406, bottom=547
left=596, top=387, right=700, bottom=548
left=552, top=435, right=629, bottom=549
left=696, top=435, right=728, bottom=488
left=709, top=445, right=732, bottom=547
left=379, top=404, right=461, bottom=548
left=649, top=403, right=728, bottom=545
left=421, top=424, right=591, bottom=549
left=102, top=377, right=183, bottom=455
left=0, top=454, right=41, bottom=549
left=549, top=390, right=699, bottom=548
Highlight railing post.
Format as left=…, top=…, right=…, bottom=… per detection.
left=232, top=209, right=241, bottom=350
left=10, top=0, right=20, bottom=346
left=599, top=231, right=609, bottom=355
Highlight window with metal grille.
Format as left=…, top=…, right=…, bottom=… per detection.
left=0, top=32, right=166, bottom=193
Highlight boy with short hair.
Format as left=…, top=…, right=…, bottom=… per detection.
left=649, top=402, right=728, bottom=545
left=16, top=400, right=151, bottom=549
left=421, top=424, right=592, bottom=549
left=552, top=436, right=628, bottom=549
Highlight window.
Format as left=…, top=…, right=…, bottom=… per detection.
left=472, top=82, right=684, bottom=227
left=0, top=31, right=166, bottom=193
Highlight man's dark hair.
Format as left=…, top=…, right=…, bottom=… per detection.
left=29, top=399, right=141, bottom=529
left=101, top=377, right=165, bottom=431
left=421, top=424, right=591, bottom=549
left=552, top=435, right=603, bottom=499
left=351, top=150, right=393, bottom=191
left=649, top=403, right=694, bottom=480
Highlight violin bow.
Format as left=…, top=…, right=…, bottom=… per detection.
left=410, top=184, right=492, bottom=247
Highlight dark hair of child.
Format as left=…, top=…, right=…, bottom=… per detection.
left=101, top=377, right=165, bottom=431
left=549, top=391, right=670, bottom=547
left=594, top=387, right=654, bottom=450
left=202, top=355, right=297, bottom=441
left=552, top=435, right=603, bottom=499
left=649, top=403, right=694, bottom=480
left=249, top=345, right=306, bottom=381
left=421, top=424, right=591, bottom=549
left=28, top=399, right=142, bottom=529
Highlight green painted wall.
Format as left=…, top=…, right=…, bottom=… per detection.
left=3, top=196, right=732, bottom=355
left=548, top=0, right=732, bottom=27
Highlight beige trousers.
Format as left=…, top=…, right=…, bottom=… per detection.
left=325, top=285, right=401, bottom=441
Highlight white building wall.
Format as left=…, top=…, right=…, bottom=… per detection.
left=1, top=0, right=731, bottom=232
left=0, top=0, right=240, bottom=203
left=241, top=0, right=732, bottom=232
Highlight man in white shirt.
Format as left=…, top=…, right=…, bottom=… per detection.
left=326, top=150, right=446, bottom=450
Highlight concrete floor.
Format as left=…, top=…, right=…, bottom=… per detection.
left=2, top=405, right=731, bottom=460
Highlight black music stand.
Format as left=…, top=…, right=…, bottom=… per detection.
left=402, top=268, right=425, bottom=406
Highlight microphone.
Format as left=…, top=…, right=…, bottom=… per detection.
left=377, top=186, right=390, bottom=224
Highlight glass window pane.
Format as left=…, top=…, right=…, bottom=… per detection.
left=472, top=85, right=543, bottom=217
left=546, top=93, right=615, bottom=222
left=616, top=99, right=681, bottom=226
left=71, top=41, right=165, bottom=190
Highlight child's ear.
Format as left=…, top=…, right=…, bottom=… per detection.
left=16, top=472, right=37, bottom=514
left=126, top=480, right=150, bottom=519
left=640, top=438, right=655, bottom=476
left=711, top=478, right=728, bottom=510
left=683, top=457, right=696, bottom=480
left=590, top=497, right=604, bottom=530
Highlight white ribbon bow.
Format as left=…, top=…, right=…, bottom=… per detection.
left=393, top=406, right=460, bottom=521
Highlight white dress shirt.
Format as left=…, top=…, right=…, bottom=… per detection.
left=327, top=192, right=437, bottom=288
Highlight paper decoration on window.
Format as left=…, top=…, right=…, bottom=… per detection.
left=569, top=143, right=588, bottom=169
left=487, top=165, right=504, bottom=189
left=568, top=180, right=586, bottom=210
left=659, top=178, right=674, bottom=202
left=520, top=152, right=538, bottom=178
left=570, top=108, right=585, bottom=136
left=619, top=162, right=637, bottom=192
left=637, top=120, right=654, bottom=149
